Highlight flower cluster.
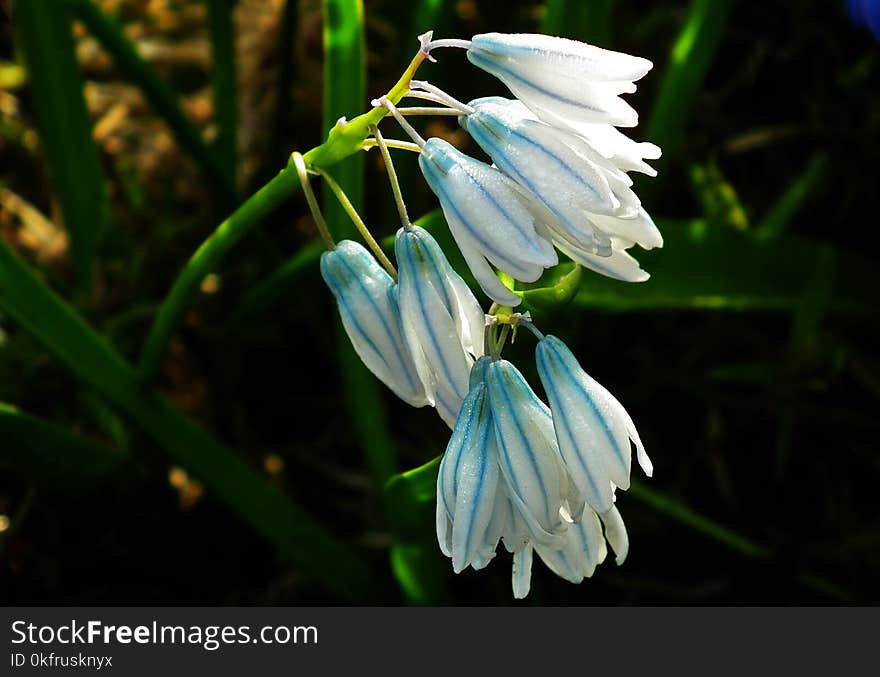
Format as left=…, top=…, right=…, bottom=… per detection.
left=315, top=31, right=661, bottom=597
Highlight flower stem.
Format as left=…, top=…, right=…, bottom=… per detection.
left=425, top=38, right=472, bottom=51
left=370, top=124, right=413, bottom=232
left=362, top=138, right=423, bottom=153
left=374, top=96, right=426, bottom=147
left=409, top=80, right=474, bottom=114
left=397, top=106, right=463, bottom=116
left=293, top=153, right=336, bottom=250
left=316, top=167, right=397, bottom=279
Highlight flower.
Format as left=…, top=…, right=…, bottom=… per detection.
left=320, top=240, right=429, bottom=407
left=418, top=136, right=557, bottom=307
left=395, top=225, right=486, bottom=427
left=458, top=96, right=661, bottom=282
left=466, top=32, right=653, bottom=130
left=535, top=334, right=652, bottom=514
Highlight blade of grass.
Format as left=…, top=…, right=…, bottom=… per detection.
left=541, top=0, right=615, bottom=46
left=66, top=0, right=237, bottom=201
left=14, top=0, right=110, bottom=291
left=628, top=479, right=771, bottom=558
left=207, top=0, right=238, bottom=179
left=0, top=402, right=125, bottom=487
left=647, top=0, right=733, bottom=155
left=0, top=240, right=375, bottom=600
left=269, top=0, right=299, bottom=171
left=755, top=152, right=828, bottom=241
left=323, top=0, right=398, bottom=487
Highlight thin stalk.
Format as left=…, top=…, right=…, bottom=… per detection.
left=137, top=37, right=430, bottom=386
left=370, top=124, right=412, bottom=231
left=397, top=107, right=462, bottom=116
left=361, top=139, right=422, bottom=153
left=409, top=80, right=474, bottom=113
left=374, top=96, right=426, bottom=147
left=316, top=168, right=396, bottom=278
left=293, top=153, right=336, bottom=250
left=425, top=38, right=472, bottom=51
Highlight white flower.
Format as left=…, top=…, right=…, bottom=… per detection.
left=535, top=334, right=652, bottom=514
left=395, top=225, right=485, bottom=427
left=418, top=137, right=558, bottom=307
left=320, top=240, right=428, bottom=407
left=466, top=32, right=653, bottom=129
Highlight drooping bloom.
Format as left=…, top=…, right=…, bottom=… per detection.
left=535, top=334, right=652, bottom=514
left=459, top=96, right=660, bottom=282
left=418, top=137, right=557, bottom=306
left=395, top=225, right=486, bottom=427
left=466, top=32, right=654, bottom=130
left=320, top=240, right=428, bottom=406
left=438, top=351, right=642, bottom=597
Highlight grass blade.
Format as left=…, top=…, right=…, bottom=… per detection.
left=14, top=0, right=110, bottom=291
left=755, top=152, right=829, bottom=241
left=541, top=0, right=614, bottom=45
left=67, top=0, right=237, bottom=201
left=0, top=403, right=125, bottom=488
left=0, top=240, right=375, bottom=600
left=647, top=0, right=733, bottom=154
left=207, top=0, right=238, bottom=178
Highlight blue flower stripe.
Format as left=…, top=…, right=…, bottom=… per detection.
left=542, top=339, right=629, bottom=472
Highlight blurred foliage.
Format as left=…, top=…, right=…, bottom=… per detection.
left=0, top=0, right=878, bottom=605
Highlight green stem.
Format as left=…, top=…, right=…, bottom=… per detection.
left=135, top=34, right=427, bottom=384
left=66, top=0, right=237, bottom=201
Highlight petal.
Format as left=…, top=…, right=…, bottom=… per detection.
left=320, top=241, right=428, bottom=407
left=487, top=359, right=569, bottom=547
left=512, top=544, right=534, bottom=599
left=554, top=237, right=650, bottom=283
left=419, top=138, right=557, bottom=276
left=600, top=506, right=629, bottom=565
left=463, top=100, right=620, bottom=217
left=535, top=336, right=637, bottom=513
left=397, top=230, right=475, bottom=409
left=535, top=508, right=607, bottom=584
left=470, top=33, right=654, bottom=83
left=589, top=208, right=664, bottom=250
left=443, top=209, right=524, bottom=307
left=467, top=47, right=641, bottom=128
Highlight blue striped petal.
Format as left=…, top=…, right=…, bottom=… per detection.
left=467, top=33, right=652, bottom=129
left=320, top=240, right=428, bottom=407
left=436, top=356, right=504, bottom=572
left=486, top=358, right=569, bottom=548
left=600, top=505, right=629, bottom=565
left=534, top=508, right=607, bottom=584
left=535, top=335, right=651, bottom=514
left=512, top=544, right=534, bottom=599
left=418, top=137, right=557, bottom=304
left=396, top=227, right=485, bottom=427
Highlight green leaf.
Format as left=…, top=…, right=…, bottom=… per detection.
left=756, top=152, right=829, bottom=241
left=384, top=455, right=449, bottom=603
left=541, top=0, right=614, bottom=46
left=15, top=0, right=110, bottom=291
left=690, top=160, right=750, bottom=231
left=574, top=219, right=877, bottom=312
left=516, top=262, right=583, bottom=310
left=0, top=240, right=375, bottom=601
left=0, top=403, right=125, bottom=488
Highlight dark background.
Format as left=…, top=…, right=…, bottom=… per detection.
left=1, top=0, right=878, bottom=604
